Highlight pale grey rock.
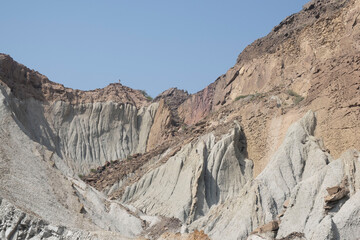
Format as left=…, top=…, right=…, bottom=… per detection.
left=46, top=100, right=158, bottom=174
left=70, top=178, right=143, bottom=237
left=307, top=149, right=360, bottom=240
left=310, top=215, right=338, bottom=240
left=247, top=235, right=272, bottom=240
left=0, top=83, right=159, bottom=174
left=0, top=86, right=87, bottom=229
left=204, top=122, right=252, bottom=206
left=0, top=85, right=152, bottom=239
left=0, top=197, right=132, bottom=240
left=48, top=101, right=141, bottom=173
left=277, top=149, right=360, bottom=239
left=122, top=136, right=207, bottom=222
left=189, top=111, right=330, bottom=239
left=185, top=110, right=358, bottom=240
left=332, top=191, right=360, bottom=239
left=104, top=148, right=171, bottom=196
left=1, top=79, right=360, bottom=240
left=122, top=124, right=253, bottom=223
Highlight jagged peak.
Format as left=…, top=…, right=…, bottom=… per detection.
left=154, top=87, right=189, bottom=102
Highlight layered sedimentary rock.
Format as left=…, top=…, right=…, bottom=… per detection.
left=122, top=123, right=253, bottom=223
left=0, top=0, right=360, bottom=239
left=0, top=84, right=149, bottom=239
left=0, top=55, right=160, bottom=174
left=0, top=195, right=144, bottom=240
left=0, top=54, right=149, bottom=106
left=147, top=88, right=189, bottom=151
left=188, top=111, right=360, bottom=240
left=177, top=0, right=360, bottom=176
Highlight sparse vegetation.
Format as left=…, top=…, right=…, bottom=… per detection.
left=287, top=89, right=297, bottom=97
left=127, top=155, right=133, bottom=161
left=287, top=89, right=304, bottom=105
left=181, top=124, right=188, bottom=132
left=294, top=95, right=304, bottom=104
left=253, top=92, right=266, bottom=99
left=140, top=90, right=153, bottom=101
left=90, top=168, right=97, bottom=173
left=234, top=95, right=251, bottom=101
left=78, top=174, right=84, bottom=179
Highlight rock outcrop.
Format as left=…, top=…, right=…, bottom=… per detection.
left=0, top=196, right=142, bottom=240
left=177, top=0, right=360, bottom=176
left=187, top=111, right=360, bottom=240
left=0, top=0, right=360, bottom=239
left=146, top=88, right=189, bottom=151
left=0, top=83, right=150, bottom=239
left=121, top=123, right=253, bottom=223
left=0, top=69, right=159, bottom=174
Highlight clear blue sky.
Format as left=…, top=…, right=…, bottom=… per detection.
left=0, top=1, right=309, bottom=97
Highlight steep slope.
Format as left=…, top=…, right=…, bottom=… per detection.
left=147, top=88, right=189, bottom=151
left=189, top=111, right=360, bottom=240
left=121, top=123, right=252, bottom=223
left=86, top=110, right=360, bottom=240
left=179, top=0, right=353, bottom=122
left=0, top=84, right=148, bottom=239
left=0, top=54, right=161, bottom=174
left=178, top=0, right=360, bottom=175
left=0, top=0, right=360, bottom=239
left=81, top=0, right=360, bottom=239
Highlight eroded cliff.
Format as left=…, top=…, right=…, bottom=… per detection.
left=0, top=0, right=359, bottom=239
left=0, top=55, right=162, bottom=174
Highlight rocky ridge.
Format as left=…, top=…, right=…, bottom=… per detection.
left=178, top=0, right=360, bottom=176
left=0, top=54, right=150, bottom=107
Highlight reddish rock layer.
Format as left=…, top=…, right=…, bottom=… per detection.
left=174, top=0, right=360, bottom=171
left=1, top=0, right=359, bottom=178
left=177, top=0, right=351, bottom=124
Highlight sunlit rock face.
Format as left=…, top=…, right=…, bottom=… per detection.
left=121, top=123, right=253, bottom=223
left=189, top=112, right=360, bottom=240
left=0, top=0, right=360, bottom=239
left=0, top=59, right=159, bottom=174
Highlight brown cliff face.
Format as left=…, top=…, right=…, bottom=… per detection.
left=178, top=0, right=351, bottom=123
left=3, top=1, right=360, bottom=239
left=146, top=99, right=173, bottom=151
left=153, top=88, right=189, bottom=126
left=173, top=0, right=360, bottom=175
left=1, top=0, right=359, bottom=179
left=146, top=88, right=189, bottom=151
left=178, top=82, right=216, bottom=125
left=0, top=54, right=150, bottom=108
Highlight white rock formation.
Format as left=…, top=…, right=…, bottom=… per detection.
left=1, top=76, right=359, bottom=240
left=122, top=123, right=253, bottom=223
left=0, top=84, right=153, bottom=239
left=278, top=149, right=360, bottom=240
left=1, top=83, right=159, bottom=174
left=185, top=111, right=360, bottom=240
left=0, top=198, right=132, bottom=240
